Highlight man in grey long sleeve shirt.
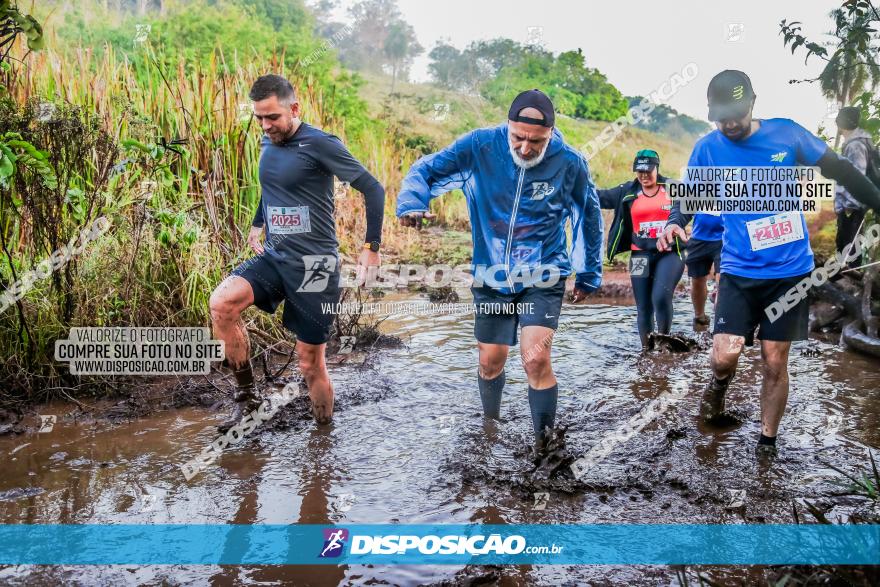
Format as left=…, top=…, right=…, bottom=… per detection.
left=209, top=75, right=385, bottom=433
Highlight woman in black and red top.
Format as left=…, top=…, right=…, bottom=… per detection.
left=598, top=149, right=685, bottom=348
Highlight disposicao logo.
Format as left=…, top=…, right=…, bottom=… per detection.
left=349, top=533, right=527, bottom=555
left=319, top=528, right=349, bottom=558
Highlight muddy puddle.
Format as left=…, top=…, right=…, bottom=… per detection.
left=1, top=293, right=878, bottom=585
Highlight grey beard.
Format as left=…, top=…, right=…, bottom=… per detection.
left=508, top=141, right=547, bottom=169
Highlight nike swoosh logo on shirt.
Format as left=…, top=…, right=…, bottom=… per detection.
left=299, top=143, right=310, bottom=147
left=544, top=314, right=555, bottom=319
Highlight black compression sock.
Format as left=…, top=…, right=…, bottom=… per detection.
left=478, top=370, right=505, bottom=419
left=230, top=360, right=255, bottom=389
left=528, top=384, right=558, bottom=440
left=758, top=433, right=777, bottom=446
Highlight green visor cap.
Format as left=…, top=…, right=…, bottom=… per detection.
left=633, top=149, right=660, bottom=172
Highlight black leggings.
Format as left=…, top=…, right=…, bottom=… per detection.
left=629, top=251, right=685, bottom=346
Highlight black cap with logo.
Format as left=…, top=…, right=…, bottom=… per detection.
left=508, top=89, right=556, bottom=128
left=707, top=70, right=755, bottom=122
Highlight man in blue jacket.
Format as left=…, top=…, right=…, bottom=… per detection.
left=396, top=89, right=603, bottom=449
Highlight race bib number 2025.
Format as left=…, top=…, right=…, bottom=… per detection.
left=267, top=206, right=311, bottom=235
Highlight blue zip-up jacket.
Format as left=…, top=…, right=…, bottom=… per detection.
left=395, top=122, right=603, bottom=294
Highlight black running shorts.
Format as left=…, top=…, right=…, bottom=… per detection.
left=232, top=253, right=340, bottom=345
left=471, top=281, right=566, bottom=346
left=713, top=271, right=811, bottom=345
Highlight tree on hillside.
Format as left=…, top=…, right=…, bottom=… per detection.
left=626, top=97, right=710, bottom=139
left=427, top=42, right=466, bottom=90
left=431, top=40, right=628, bottom=122
left=383, top=20, right=420, bottom=92
left=334, top=0, right=422, bottom=87
left=429, top=38, right=524, bottom=92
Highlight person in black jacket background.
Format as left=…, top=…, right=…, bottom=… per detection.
left=598, top=149, right=685, bottom=348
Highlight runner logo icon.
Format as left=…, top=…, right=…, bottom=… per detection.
left=298, top=255, right=338, bottom=292
left=319, top=528, right=349, bottom=558
left=630, top=256, right=649, bottom=277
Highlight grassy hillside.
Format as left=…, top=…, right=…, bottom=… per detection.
left=359, top=72, right=696, bottom=185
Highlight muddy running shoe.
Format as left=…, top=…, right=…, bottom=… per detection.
left=693, top=315, right=711, bottom=329
left=700, top=373, right=733, bottom=424
left=754, top=443, right=778, bottom=463
left=529, top=428, right=574, bottom=480
left=217, top=386, right=262, bottom=434
left=531, top=434, right=548, bottom=461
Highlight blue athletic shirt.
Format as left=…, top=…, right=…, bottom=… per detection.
left=691, top=211, right=724, bottom=242
left=686, top=118, right=828, bottom=279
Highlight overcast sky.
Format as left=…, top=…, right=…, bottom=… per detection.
left=336, top=0, right=853, bottom=133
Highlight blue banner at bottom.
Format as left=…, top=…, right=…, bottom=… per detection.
left=0, top=524, right=877, bottom=565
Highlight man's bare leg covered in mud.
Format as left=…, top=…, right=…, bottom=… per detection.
left=295, top=339, right=334, bottom=423
left=704, top=333, right=791, bottom=456
left=209, top=276, right=261, bottom=433
left=209, top=275, right=334, bottom=427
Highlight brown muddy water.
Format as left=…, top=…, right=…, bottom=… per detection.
left=1, top=292, right=878, bottom=586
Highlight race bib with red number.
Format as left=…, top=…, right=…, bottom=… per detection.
left=638, top=220, right=666, bottom=239
left=745, top=213, right=804, bottom=251
left=267, top=206, right=311, bottom=235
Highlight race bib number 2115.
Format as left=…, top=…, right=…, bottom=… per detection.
left=745, top=213, right=804, bottom=252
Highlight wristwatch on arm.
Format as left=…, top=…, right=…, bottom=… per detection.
left=363, top=240, right=381, bottom=252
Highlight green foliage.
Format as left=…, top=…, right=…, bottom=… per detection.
left=39, top=0, right=372, bottom=138
left=852, top=90, right=880, bottom=143
left=155, top=209, right=199, bottom=250
left=484, top=47, right=628, bottom=121
left=49, top=0, right=315, bottom=70
left=780, top=1, right=880, bottom=104
left=429, top=40, right=629, bottom=122
left=1, top=2, right=46, bottom=58
left=0, top=131, right=57, bottom=189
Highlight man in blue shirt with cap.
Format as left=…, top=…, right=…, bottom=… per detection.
left=660, top=70, right=880, bottom=460
left=396, top=89, right=603, bottom=451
